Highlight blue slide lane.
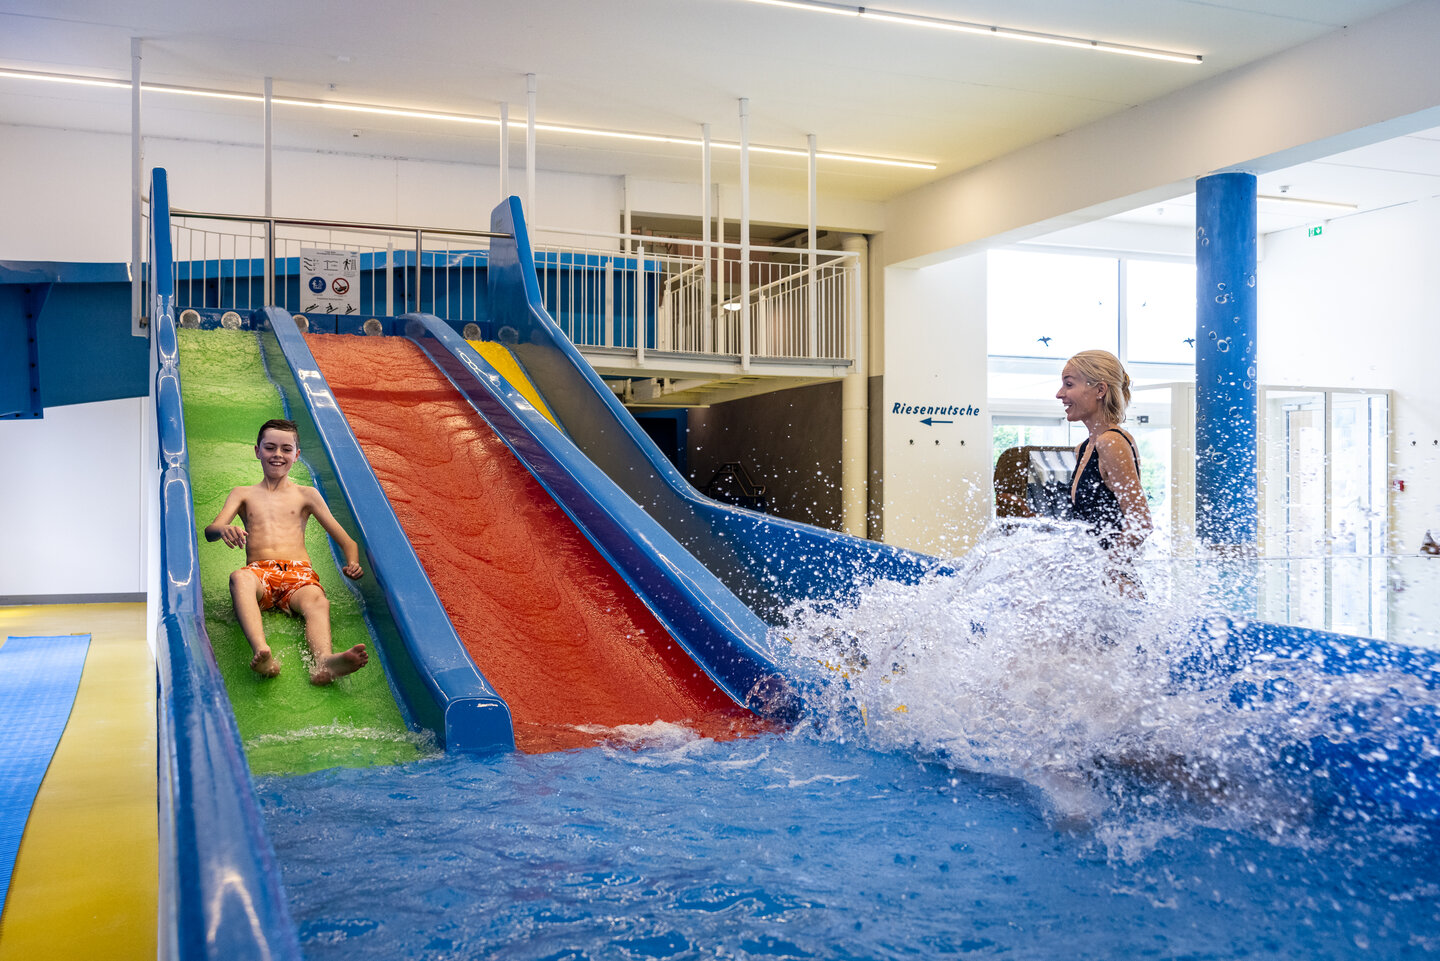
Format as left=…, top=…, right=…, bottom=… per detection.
left=483, top=197, right=950, bottom=624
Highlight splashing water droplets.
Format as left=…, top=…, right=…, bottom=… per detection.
left=776, top=521, right=1440, bottom=857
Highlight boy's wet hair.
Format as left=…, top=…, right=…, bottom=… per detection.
left=256, top=418, right=300, bottom=446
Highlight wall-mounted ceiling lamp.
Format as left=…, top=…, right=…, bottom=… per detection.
left=739, top=0, right=1204, bottom=64
left=0, top=67, right=935, bottom=170
left=1258, top=194, right=1359, bottom=212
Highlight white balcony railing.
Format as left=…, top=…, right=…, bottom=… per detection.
left=529, top=226, right=859, bottom=366
left=162, top=211, right=859, bottom=368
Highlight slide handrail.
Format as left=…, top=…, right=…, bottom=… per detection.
left=150, top=168, right=303, bottom=961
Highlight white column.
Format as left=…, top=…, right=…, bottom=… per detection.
left=499, top=101, right=510, bottom=200
left=525, top=74, right=537, bottom=219
left=701, top=122, right=713, bottom=355
left=840, top=233, right=869, bottom=538
left=738, top=98, right=751, bottom=369
left=130, top=38, right=143, bottom=337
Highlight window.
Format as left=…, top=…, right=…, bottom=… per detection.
left=987, top=250, right=1118, bottom=359
left=1125, top=260, right=1197, bottom=364
left=988, top=247, right=1197, bottom=552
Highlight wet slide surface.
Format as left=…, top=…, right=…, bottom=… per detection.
left=307, top=334, right=765, bottom=752
left=178, top=329, right=425, bottom=774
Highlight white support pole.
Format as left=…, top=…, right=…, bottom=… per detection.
left=604, top=256, right=614, bottom=347
left=701, top=122, right=712, bottom=355
left=635, top=242, right=646, bottom=366
left=130, top=38, right=143, bottom=336
left=715, top=183, right=725, bottom=351
left=526, top=74, right=537, bottom=220
left=386, top=240, right=394, bottom=317
left=623, top=175, right=633, bottom=253
left=807, top=133, right=819, bottom=358
left=264, top=77, right=273, bottom=218
left=499, top=101, right=510, bottom=200
left=263, top=77, right=275, bottom=307
left=739, top=98, right=751, bottom=370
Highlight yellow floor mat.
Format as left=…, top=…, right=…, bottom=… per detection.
left=0, top=604, right=156, bottom=961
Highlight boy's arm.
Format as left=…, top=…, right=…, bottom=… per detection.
left=204, top=488, right=248, bottom=549
left=305, top=488, right=364, bottom=579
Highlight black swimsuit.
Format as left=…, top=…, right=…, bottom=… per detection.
left=1070, top=429, right=1139, bottom=550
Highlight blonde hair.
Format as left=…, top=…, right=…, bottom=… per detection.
left=1065, top=350, right=1131, bottom=425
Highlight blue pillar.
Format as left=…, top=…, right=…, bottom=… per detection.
left=1195, top=172, right=1258, bottom=548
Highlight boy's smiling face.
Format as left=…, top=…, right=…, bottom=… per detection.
left=255, top=427, right=300, bottom=481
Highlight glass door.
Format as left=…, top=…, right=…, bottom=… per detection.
left=1260, top=388, right=1390, bottom=636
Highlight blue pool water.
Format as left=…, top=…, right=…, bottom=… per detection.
left=258, top=526, right=1440, bottom=959
left=261, top=730, right=1440, bottom=960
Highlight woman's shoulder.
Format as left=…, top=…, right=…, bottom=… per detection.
left=1096, top=428, right=1139, bottom=459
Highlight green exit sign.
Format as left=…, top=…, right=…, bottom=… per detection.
left=1308, top=224, right=1324, bottom=237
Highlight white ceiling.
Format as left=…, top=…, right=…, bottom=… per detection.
left=1, top=0, right=1435, bottom=221
left=1100, top=123, right=1440, bottom=237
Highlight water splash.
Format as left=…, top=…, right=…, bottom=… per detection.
left=775, top=521, right=1440, bottom=857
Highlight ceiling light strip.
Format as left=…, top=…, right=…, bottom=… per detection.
left=739, top=0, right=1203, bottom=64
left=1257, top=194, right=1357, bottom=211
left=0, top=67, right=934, bottom=170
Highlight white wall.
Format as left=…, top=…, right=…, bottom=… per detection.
left=1260, top=195, right=1440, bottom=551
left=0, top=126, right=133, bottom=261
left=1, top=123, right=881, bottom=263
left=0, top=398, right=147, bottom=598
left=880, top=253, right=990, bottom=556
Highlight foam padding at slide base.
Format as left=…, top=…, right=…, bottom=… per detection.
left=0, top=634, right=90, bottom=915
left=177, top=328, right=427, bottom=774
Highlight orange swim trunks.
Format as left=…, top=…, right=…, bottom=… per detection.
left=243, top=559, right=323, bottom=614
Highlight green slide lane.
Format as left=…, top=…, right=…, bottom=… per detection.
left=178, top=328, right=429, bottom=774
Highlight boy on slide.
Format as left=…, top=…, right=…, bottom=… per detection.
left=204, top=418, right=369, bottom=684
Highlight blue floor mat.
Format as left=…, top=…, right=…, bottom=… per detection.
left=0, top=634, right=92, bottom=914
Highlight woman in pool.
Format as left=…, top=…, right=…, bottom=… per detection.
left=1056, top=350, right=1152, bottom=596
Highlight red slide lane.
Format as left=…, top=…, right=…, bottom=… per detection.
left=307, top=335, right=767, bottom=752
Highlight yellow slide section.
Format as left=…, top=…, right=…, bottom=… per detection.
left=0, top=604, right=156, bottom=961
left=468, top=340, right=559, bottom=428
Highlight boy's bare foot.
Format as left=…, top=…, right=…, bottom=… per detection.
left=309, top=644, right=368, bottom=685
left=251, top=648, right=281, bottom=678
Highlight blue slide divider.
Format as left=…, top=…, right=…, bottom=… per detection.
left=255, top=305, right=516, bottom=751
left=150, top=167, right=304, bottom=961
left=400, top=313, right=798, bottom=718
left=486, top=196, right=950, bottom=623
